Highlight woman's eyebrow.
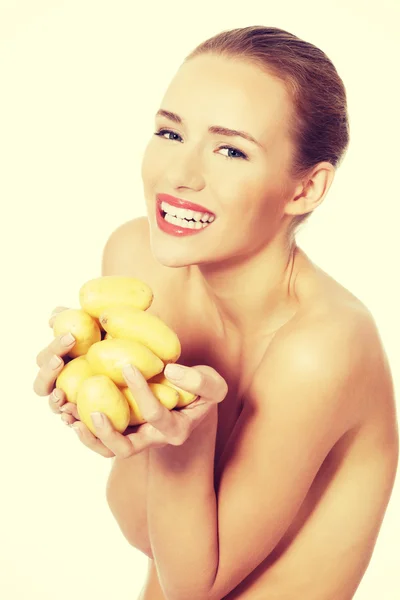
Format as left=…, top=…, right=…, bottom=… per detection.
left=155, top=109, right=264, bottom=149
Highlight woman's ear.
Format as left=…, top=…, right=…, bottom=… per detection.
left=284, top=162, right=336, bottom=217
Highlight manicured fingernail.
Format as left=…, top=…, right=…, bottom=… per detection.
left=61, top=332, right=75, bottom=346
left=72, top=424, right=81, bottom=435
left=52, top=389, right=61, bottom=402
left=91, top=412, right=104, bottom=427
left=123, top=364, right=141, bottom=381
left=50, top=355, right=62, bottom=369
left=165, top=364, right=184, bottom=379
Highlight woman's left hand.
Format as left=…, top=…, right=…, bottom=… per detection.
left=71, top=363, right=228, bottom=458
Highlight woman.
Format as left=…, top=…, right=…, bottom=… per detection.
left=34, top=26, right=398, bottom=600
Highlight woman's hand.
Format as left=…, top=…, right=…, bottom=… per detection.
left=72, top=363, right=229, bottom=459
left=33, top=306, right=79, bottom=424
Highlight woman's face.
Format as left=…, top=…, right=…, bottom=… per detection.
left=141, top=54, right=297, bottom=268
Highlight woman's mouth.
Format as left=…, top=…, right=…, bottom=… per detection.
left=156, top=199, right=215, bottom=237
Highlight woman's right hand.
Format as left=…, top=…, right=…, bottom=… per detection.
left=33, top=306, right=118, bottom=458
left=33, top=306, right=79, bottom=426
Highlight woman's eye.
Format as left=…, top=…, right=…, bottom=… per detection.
left=218, top=146, right=247, bottom=160
left=153, top=129, right=248, bottom=160
left=154, top=129, right=182, bottom=142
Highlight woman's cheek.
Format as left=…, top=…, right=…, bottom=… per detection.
left=140, top=142, right=158, bottom=187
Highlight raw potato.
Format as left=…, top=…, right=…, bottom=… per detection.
left=56, top=355, right=94, bottom=404
left=79, top=276, right=153, bottom=318
left=149, top=372, right=198, bottom=408
left=76, top=375, right=131, bottom=435
left=121, top=383, right=180, bottom=426
left=99, top=305, right=181, bottom=363
left=86, top=338, right=164, bottom=386
left=53, top=309, right=101, bottom=357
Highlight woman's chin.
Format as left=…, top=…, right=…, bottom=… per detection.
left=149, top=242, right=197, bottom=269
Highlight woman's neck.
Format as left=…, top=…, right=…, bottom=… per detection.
left=187, top=239, right=305, bottom=340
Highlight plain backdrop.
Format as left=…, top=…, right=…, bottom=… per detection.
left=1, top=1, right=399, bottom=598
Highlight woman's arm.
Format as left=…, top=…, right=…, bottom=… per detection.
left=148, top=408, right=218, bottom=599
left=106, top=451, right=153, bottom=558
left=145, top=319, right=369, bottom=600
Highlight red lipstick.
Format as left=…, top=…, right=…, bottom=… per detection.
left=155, top=193, right=215, bottom=238
left=156, top=193, right=215, bottom=216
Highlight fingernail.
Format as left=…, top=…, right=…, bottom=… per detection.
left=61, top=332, right=75, bottom=346
left=91, top=412, right=104, bottom=427
left=52, top=389, right=61, bottom=402
left=165, top=364, right=184, bottom=379
left=50, top=355, right=62, bottom=369
left=123, top=364, right=141, bottom=381
left=72, top=424, right=81, bottom=435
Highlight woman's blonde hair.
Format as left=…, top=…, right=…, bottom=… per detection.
left=184, top=26, right=350, bottom=240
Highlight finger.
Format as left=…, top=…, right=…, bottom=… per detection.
left=92, top=413, right=167, bottom=457
left=48, top=387, right=66, bottom=414
left=59, top=402, right=80, bottom=420
left=48, top=306, right=70, bottom=328
left=61, top=412, right=77, bottom=427
left=36, top=332, right=76, bottom=368
left=122, top=365, right=180, bottom=442
left=71, top=422, right=115, bottom=458
left=164, top=364, right=228, bottom=403
left=33, top=354, right=65, bottom=397
left=125, top=421, right=169, bottom=452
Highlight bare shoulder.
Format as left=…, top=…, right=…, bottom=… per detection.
left=266, top=297, right=397, bottom=438
left=101, top=216, right=154, bottom=276
left=101, top=217, right=178, bottom=289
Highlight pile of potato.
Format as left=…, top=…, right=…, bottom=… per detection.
left=53, top=276, right=196, bottom=435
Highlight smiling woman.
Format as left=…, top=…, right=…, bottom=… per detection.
left=33, top=23, right=398, bottom=600
left=182, top=25, right=350, bottom=244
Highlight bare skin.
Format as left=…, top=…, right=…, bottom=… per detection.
left=136, top=55, right=398, bottom=597
left=121, top=219, right=397, bottom=600
left=34, top=217, right=398, bottom=599
left=34, top=52, right=398, bottom=598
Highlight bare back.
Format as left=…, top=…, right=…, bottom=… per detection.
left=106, top=218, right=398, bottom=600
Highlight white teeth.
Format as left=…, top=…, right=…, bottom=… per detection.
left=161, top=201, right=215, bottom=223
left=164, top=213, right=209, bottom=229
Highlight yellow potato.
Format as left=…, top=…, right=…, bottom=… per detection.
left=55, top=355, right=94, bottom=404
left=121, top=383, right=180, bottom=426
left=99, top=305, right=181, bottom=363
left=149, top=372, right=197, bottom=408
left=53, top=309, right=101, bottom=357
left=149, top=382, right=180, bottom=410
left=76, top=375, right=131, bottom=435
left=86, top=338, right=164, bottom=386
left=79, top=276, right=153, bottom=319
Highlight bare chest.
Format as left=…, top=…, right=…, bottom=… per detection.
left=143, top=261, right=336, bottom=474
left=147, top=289, right=277, bottom=469
left=140, top=270, right=397, bottom=600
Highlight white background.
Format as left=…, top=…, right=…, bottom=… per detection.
left=0, top=1, right=399, bottom=598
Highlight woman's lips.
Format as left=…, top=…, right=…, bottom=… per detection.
left=156, top=193, right=215, bottom=216
left=155, top=198, right=214, bottom=237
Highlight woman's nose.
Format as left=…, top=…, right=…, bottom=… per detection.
left=165, top=147, right=205, bottom=191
